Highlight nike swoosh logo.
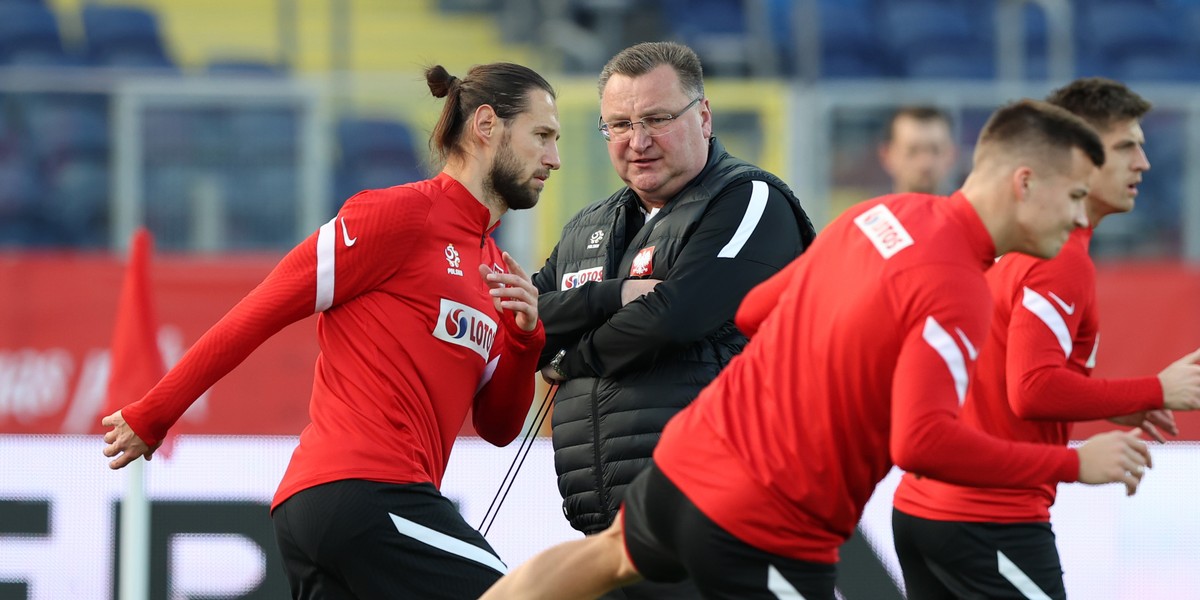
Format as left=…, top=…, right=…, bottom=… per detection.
left=340, top=218, right=357, bottom=247
left=1047, top=291, right=1075, bottom=315
left=954, top=327, right=978, bottom=360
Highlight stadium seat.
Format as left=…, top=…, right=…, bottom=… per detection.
left=82, top=5, right=175, bottom=70
left=23, top=98, right=108, bottom=163
left=225, top=164, right=299, bottom=248
left=0, top=151, right=44, bottom=246
left=335, top=117, right=424, bottom=204
left=1078, top=1, right=1188, bottom=74
left=817, top=3, right=894, bottom=78
left=1111, top=53, right=1200, bottom=82
left=228, top=107, right=298, bottom=163
left=880, top=1, right=995, bottom=79
left=0, top=3, right=64, bottom=65
left=43, top=156, right=109, bottom=247
left=659, top=0, right=757, bottom=76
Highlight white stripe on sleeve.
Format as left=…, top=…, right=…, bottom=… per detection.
left=1021, top=287, right=1072, bottom=358
left=389, top=513, right=508, bottom=574
left=717, top=180, right=768, bottom=258
left=922, top=316, right=969, bottom=405
left=315, top=217, right=336, bottom=312
left=476, top=356, right=500, bottom=394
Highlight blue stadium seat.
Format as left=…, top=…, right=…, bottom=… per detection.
left=659, top=0, right=754, bottom=75
left=0, top=3, right=64, bottom=65
left=1078, top=1, right=1188, bottom=74
left=82, top=5, right=175, bottom=70
left=225, top=164, right=298, bottom=248
left=43, top=156, right=109, bottom=247
left=880, top=1, right=994, bottom=79
left=817, top=3, right=893, bottom=78
left=1111, top=54, right=1200, bottom=82
left=335, top=117, right=424, bottom=205
left=0, top=151, right=44, bottom=246
left=24, top=99, right=108, bottom=163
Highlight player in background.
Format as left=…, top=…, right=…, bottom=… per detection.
left=879, top=105, right=959, bottom=195
left=892, top=78, right=1200, bottom=600
left=102, top=62, right=560, bottom=599
left=480, top=100, right=1151, bottom=600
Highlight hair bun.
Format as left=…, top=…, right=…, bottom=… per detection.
left=425, top=65, right=460, bottom=99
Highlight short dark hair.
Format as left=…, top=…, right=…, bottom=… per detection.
left=977, top=99, right=1105, bottom=169
left=597, top=41, right=704, bottom=100
left=425, top=62, right=556, bottom=165
left=883, top=105, right=953, bottom=143
left=1046, top=77, right=1152, bottom=132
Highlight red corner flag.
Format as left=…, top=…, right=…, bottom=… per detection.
left=100, top=228, right=168, bottom=453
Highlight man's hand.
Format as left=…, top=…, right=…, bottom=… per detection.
left=620, top=279, right=661, bottom=306
left=481, top=252, right=540, bottom=332
left=1076, top=429, right=1151, bottom=496
left=1109, top=409, right=1177, bottom=443
left=1158, top=347, right=1200, bottom=411
left=540, top=364, right=564, bottom=385
left=101, top=410, right=159, bottom=469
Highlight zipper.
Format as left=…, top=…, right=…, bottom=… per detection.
left=588, top=378, right=611, bottom=520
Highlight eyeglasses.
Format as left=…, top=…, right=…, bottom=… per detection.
left=597, top=98, right=702, bottom=142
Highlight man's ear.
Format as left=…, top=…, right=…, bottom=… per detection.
left=1011, top=166, right=1032, bottom=203
left=471, top=104, right=498, bottom=146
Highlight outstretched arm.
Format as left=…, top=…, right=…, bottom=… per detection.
left=889, top=268, right=1149, bottom=494
left=103, top=190, right=420, bottom=468
left=1004, top=262, right=1164, bottom=421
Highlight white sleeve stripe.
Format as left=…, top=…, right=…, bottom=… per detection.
left=315, top=217, right=336, bottom=312
left=1085, top=334, right=1099, bottom=368
left=476, top=356, right=500, bottom=394
left=389, top=513, right=508, bottom=574
left=717, top=180, right=769, bottom=259
left=997, top=550, right=1053, bottom=600
left=1021, top=287, right=1072, bottom=358
left=922, top=316, right=969, bottom=405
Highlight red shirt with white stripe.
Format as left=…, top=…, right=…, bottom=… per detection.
left=120, top=173, right=544, bottom=509
left=652, top=193, right=1079, bottom=564
left=893, top=227, right=1161, bottom=522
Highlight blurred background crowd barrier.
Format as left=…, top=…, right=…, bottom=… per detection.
left=3, top=0, right=1200, bottom=598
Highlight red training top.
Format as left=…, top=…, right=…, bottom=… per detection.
left=121, top=173, right=544, bottom=509
left=653, top=193, right=1079, bottom=564
left=894, top=227, right=1161, bottom=522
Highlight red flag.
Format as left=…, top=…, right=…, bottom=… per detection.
left=100, top=228, right=169, bottom=454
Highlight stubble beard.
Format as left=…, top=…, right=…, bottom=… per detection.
left=486, top=141, right=540, bottom=211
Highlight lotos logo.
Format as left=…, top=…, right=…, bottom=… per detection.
left=443, top=308, right=469, bottom=339
left=432, top=299, right=497, bottom=360
left=629, top=246, right=655, bottom=277
left=561, top=266, right=604, bottom=290
left=854, top=204, right=913, bottom=259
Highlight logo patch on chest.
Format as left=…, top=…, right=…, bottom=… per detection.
left=432, top=299, right=496, bottom=360
left=562, top=266, right=604, bottom=290
left=445, top=244, right=463, bottom=276
left=587, top=229, right=605, bottom=250
left=854, top=204, right=913, bottom=259
left=630, top=246, right=655, bottom=277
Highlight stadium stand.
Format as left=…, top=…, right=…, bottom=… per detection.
left=0, top=0, right=1194, bottom=254
left=334, top=116, right=424, bottom=210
